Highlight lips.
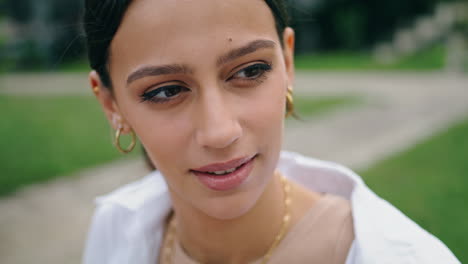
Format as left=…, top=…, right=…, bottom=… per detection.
left=191, top=155, right=255, bottom=174
left=191, top=155, right=257, bottom=191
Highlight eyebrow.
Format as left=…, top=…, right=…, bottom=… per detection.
left=217, top=39, right=276, bottom=67
left=127, top=64, right=193, bottom=85
left=126, top=39, right=276, bottom=85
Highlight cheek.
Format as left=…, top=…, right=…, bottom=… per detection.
left=125, top=105, right=192, bottom=173
left=242, top=80, right=286, bottom=136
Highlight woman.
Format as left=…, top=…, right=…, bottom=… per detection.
left=82, top=0, right=459, bottom=263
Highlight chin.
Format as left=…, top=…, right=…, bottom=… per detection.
left=200, top=187, right=265, bottom=220
left=197, top=166, right=273, bottom=220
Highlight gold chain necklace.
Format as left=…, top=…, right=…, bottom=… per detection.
left=161, top=176, right=292, bottom=264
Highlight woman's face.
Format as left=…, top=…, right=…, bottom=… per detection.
left=92, top=0, right=295, bottom=219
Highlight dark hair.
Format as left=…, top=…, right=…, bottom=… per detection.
left=83, top=0, right=289, bottom=89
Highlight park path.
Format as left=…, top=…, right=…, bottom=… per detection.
left=0, top=72, right=467, bottom=264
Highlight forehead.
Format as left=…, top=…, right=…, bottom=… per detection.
left=110, top=0, right=279, bottom=71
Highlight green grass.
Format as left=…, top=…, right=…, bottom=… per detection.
left=0, top=95, right=137, bottom=197
left=295, top=45, right=445, bottom=71
left=294, top=95, right=362, bottom=118
left=56, top=59, right=90, bottom=73
left=360, top=116, right=468, bottom=263
left=0, top=94, right=355, bottom=197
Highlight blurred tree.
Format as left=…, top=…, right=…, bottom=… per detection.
left=48, top=0, right=84, bottom=63
left=0, top=0, right=459, bottom=69
left=1, top=0, right=84, bottom=70
left=0, top=0, right=6, bottom=16
left=290, top=0, right=456, bottom=52
left=4, top=0, right=32, bottom=24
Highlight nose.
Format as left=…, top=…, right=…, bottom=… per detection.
left=194, top=91, right=242, bottom=150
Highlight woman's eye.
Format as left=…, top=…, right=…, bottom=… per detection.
left=231, top=63, right=272, bottom=80
left=140, top=85, right=189, bottom=103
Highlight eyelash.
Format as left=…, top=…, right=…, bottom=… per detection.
left=229, top=62, right=273, bottom=82
left=140, top=85, right=189, bottom=104
left=140, top=62, right=273, bottom=104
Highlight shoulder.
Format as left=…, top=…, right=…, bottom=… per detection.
left=278, top=151, right=461, bottom=264
left=83, top=171, right=171, bottom=264
left=95, top=170, right=168, bottom=209
left=349, top=184, right=461, bottom=264
left=278, top=151, right=361, bottom=199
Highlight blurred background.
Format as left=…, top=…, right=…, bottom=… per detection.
left=0, top=0, right=467, bottom=263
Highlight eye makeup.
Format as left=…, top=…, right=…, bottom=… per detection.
left=139, top=61, right=274, bottom=104
left=140, top=84, right=189, bottom=104
left=230, top=62, right=272, bottom=80
left=228, top=62, right=273, bottom=86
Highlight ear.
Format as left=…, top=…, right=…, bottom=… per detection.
left=89, top=71, right=129, bottom=132
left=282, top=27, right=295, bottom=89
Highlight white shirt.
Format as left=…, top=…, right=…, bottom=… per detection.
left=83, top=151, right=460, bottom=264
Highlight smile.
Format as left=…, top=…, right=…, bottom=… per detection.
left=191, top=155, right=257, bottom=191
left=205, top=166, right=239, bottom=175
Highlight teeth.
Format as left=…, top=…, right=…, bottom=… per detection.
left=211, top=167, right=237, bottom=175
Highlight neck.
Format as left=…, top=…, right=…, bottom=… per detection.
left=169, top=171, right=285, bottom=264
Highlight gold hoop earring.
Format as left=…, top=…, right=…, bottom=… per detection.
left=114, top=126, right=136, bottom=154
left=286, top=86, right=294, bottom=118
